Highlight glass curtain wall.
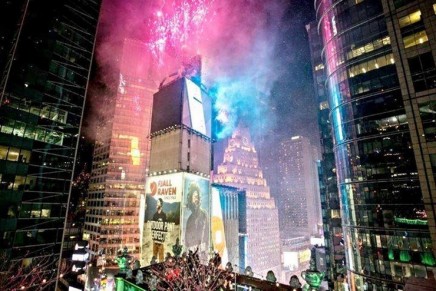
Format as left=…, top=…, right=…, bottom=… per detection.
left=315, top=0, right=436, bottom=289
left=0, top=0, right=101, bottom=284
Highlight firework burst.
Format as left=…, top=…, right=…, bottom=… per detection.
left=147, top=0, right=214, bottom=65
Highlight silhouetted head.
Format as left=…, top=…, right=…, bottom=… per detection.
left=187, top=182, right=201, bottom=211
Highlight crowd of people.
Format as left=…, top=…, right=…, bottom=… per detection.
left=148, top=249, right=234, bottom=290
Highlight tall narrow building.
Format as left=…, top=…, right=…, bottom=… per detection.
left=306, top=20, right=345, bottom=289
left=141, top=75, right=212, bottom=265
left=315, top=0, right=436, bottom=289
left=0, top=0, right=101, bottom=286
left=213, top=126, right=282, bottom=279
left=278, top=136, right=322, bottom=238
left=83, top=39, right=154, bottom=267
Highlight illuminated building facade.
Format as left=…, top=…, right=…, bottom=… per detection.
left=278, top=136, right=322, bottom=237
left=306, top=20, right=345, bottom=289
left=316, top=0, right=436, bottom=289
left=84, top=39, right=154, bottom=266
left=0, top=0, right=101, bottom=285
left=213, top=126, right=282, bottom=279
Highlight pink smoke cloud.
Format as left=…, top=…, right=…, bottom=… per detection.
left=84, top=0, right=288, bottom=140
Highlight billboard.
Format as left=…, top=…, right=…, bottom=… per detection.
left=181, top=173, right=210, bottom=260
left=186, top=78, right=206, bottom=135
left=210, top=184, right=246, bottom=268
left=150, top=77, right=212, bottom=138
left=151, top=78, right=184, bottom=134
left=211, top=187, right=228, bottom=263
left=299, top=249, right=311, bottom=264
left=184, top=78, right=212, bottom=138
left=143, top=173, right=183, bottom=264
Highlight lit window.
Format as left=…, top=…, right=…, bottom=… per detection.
left=399, top=10, right=421, bottom=28
left=348, top=53, right=394, bottom=78
left=433, top=4, right=436, bottom=15
left=403, top=30, right=428, bottom=48
left=319, top=101, right=329, bottom=110
left=347, top=36, right=390, bottom=60
left=315, top=63, right=325, bottom=71
left=332, top=16, right=337, bottom=36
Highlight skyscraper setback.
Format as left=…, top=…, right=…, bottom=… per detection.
left=83, top=39, right=154, bottom=266
left=213, top=126, right=281, bottom=279
left=0, top=0, right=101, bottom=286
left=315, top=0, right=436, bottom=288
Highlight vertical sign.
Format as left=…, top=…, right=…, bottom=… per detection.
left=181, top=174, right=210, bottom=260
left=211, top=187, right=228, bottom=263
left=143, top=173, right=183, bottom=264
left=185, top=78, right=206, bottom=135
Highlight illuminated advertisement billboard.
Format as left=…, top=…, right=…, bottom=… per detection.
left=181, top=173, right=210, bottom=260
left=299, top=249, right=311, bottom=264
left=184, top=78, right=211, bottom=138
left=185, top=78, right=206, bottom=135
left=143, top=173, right=183, bottom=264
left=211, top=187, right=228, bottom=263
left=210, top=184, right=246, bottom=269
left=151, top=78, right=184, bottom=134
left=151, top=77, right=211, bottom=138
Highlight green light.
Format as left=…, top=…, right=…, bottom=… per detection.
left=400, top=250, right=411, bottom=262
left=388, top=249, right=395, bottom=260
left=394, top=217, right=428, bottom=225
left=421, top=252, right=436, bottom=266
left=116, top=278, right=125, bottom=291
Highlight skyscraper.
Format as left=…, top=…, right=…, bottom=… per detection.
left=213, top=126, right=282, bottom=279
left=316, top=0, right=436, bottom=289
left=278, top=136, right=322, bottom=238
left=141, top=75, right=213, bottom=265
left=306, top=20, right=345, bottom=289
left=0, top=0, right=101, bottom=286
left=83, top=39, right=154, bottom=267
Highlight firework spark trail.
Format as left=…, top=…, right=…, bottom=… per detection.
left=146, top=0, right=214, bottom=65
left=144, top=0, right=288, bottom=139
left=91, top=0, right=287, bottom=141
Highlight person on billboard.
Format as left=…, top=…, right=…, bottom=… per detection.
left=151, top=198, right=167, bottom=262
left=185, top=182, right=208, bottom=251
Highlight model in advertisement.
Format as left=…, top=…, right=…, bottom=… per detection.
left=143, top=181, right=181, bottom=265
left=184, top=182, right=209, bottom=252
left=151, top=198, right=167, bottom=262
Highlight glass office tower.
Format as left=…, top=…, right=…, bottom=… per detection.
left=316, top=0, right=436, bottom=289
left=0, top=0, right=101, bottom=285
left=307, top=21, right=345, bottom=289
left=84, top=39, right=154, bottom=267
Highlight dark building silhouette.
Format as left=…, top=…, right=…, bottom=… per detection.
left=0, top=0, right=101, bottom=286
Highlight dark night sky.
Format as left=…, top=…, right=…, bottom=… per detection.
left=268, top=0, right=318, bottom=146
